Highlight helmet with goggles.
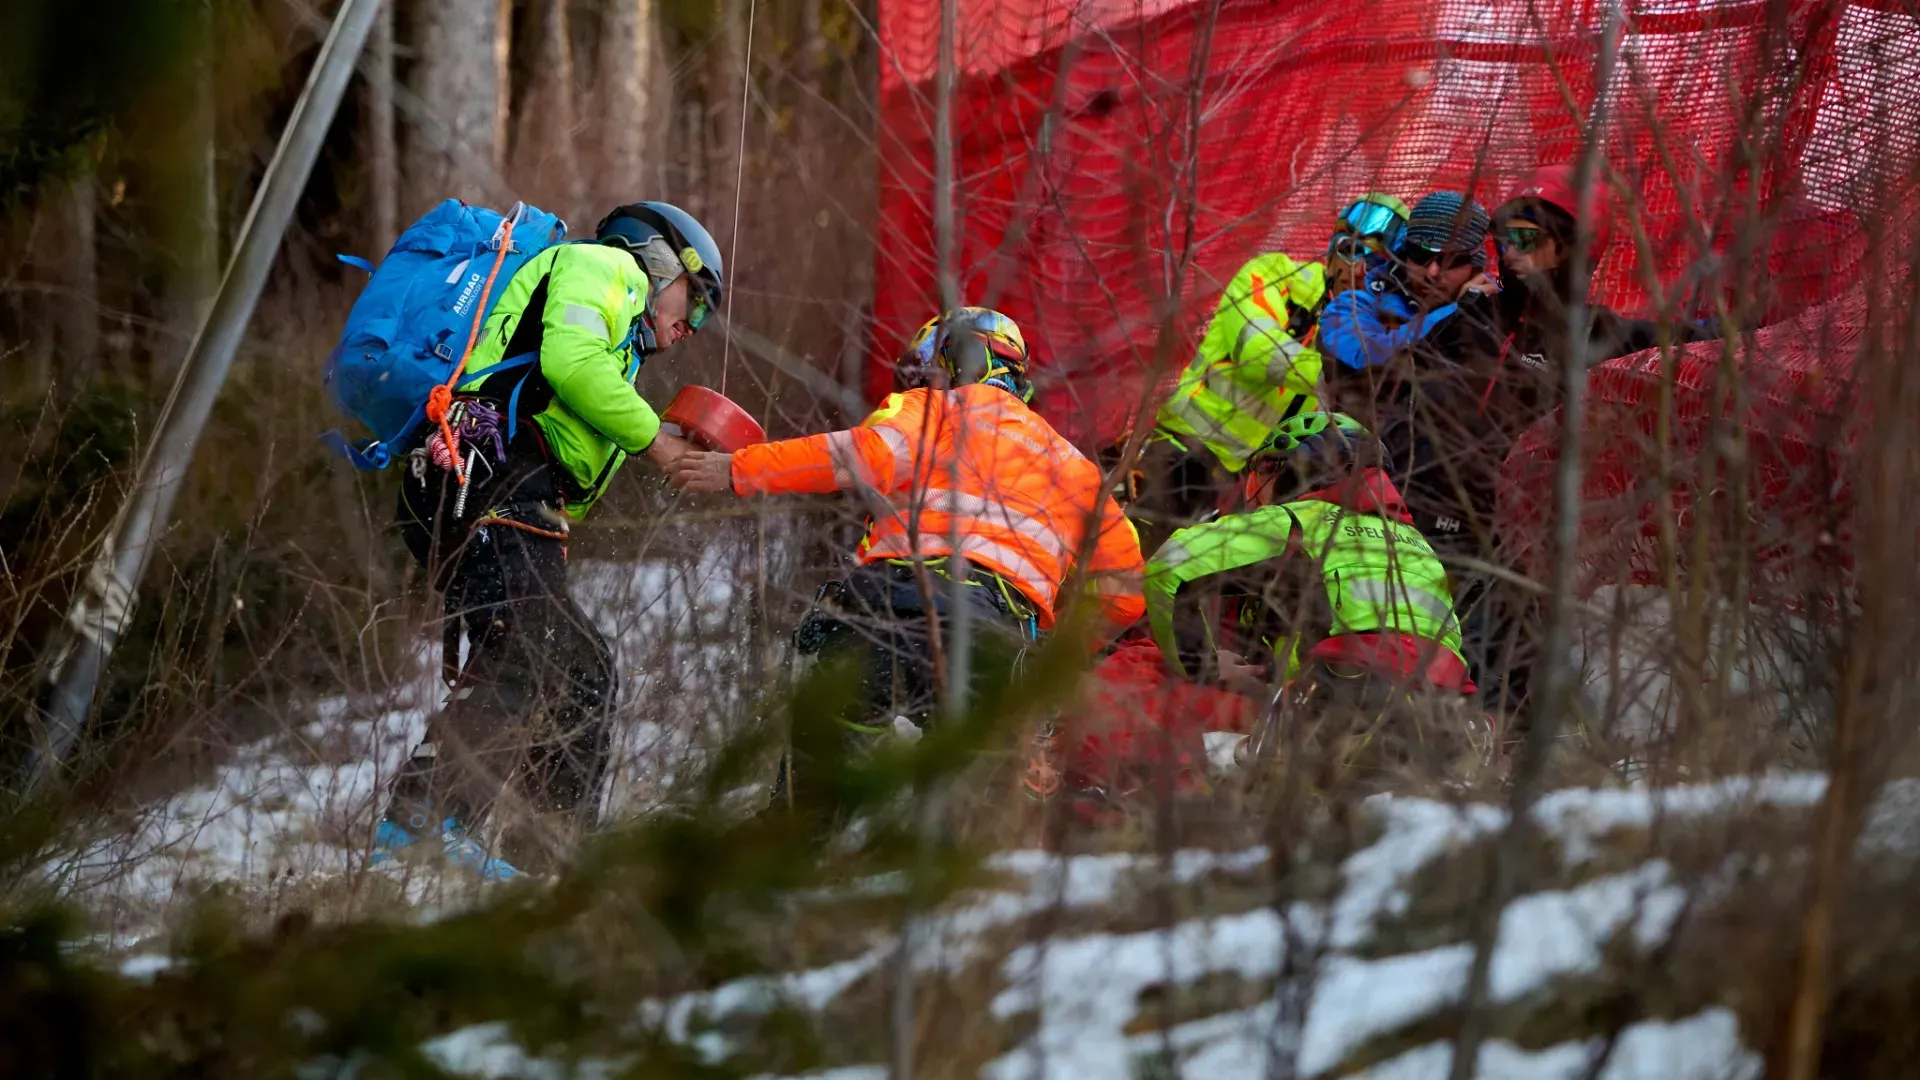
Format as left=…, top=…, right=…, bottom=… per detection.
left=595, top=201, right=725, bottom=333
left=1327, top=193, right=1411, bottom=263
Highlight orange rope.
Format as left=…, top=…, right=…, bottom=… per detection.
left=469, top=515, right=570, bottom=542
left=428, top=208, right=522, bottom=484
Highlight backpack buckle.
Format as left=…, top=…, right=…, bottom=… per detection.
left=433, top=342, right=455, bottom=362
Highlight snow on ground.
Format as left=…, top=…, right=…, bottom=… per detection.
left=571, top=551, right=764, bottom=817
left=984, top=905, right=1306, bottom=1079
left=1350, top=1007, right=1761, bottom=1080
left=52, top=679, right=435, bottom=944
left=1577, top=585, right=1830, bottom=757
left=412, top=774, right=1895, bottom=1078
left=1298, top=861, right=1687, bottom=1075
left=72, top=766, right=1849, bottom=1074
left=55, top=553, right=750, bottom=948
left=48, top=550, right=1904, bottom=1080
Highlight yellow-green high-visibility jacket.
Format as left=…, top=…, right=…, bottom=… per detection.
left=1156, top=253, right=1329, bottom=473
left=463, top=243, right=656, bottom=518
left=1145, top=470, right=1469, bottom=686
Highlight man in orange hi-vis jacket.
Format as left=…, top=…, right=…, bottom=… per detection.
left=671, top=307, right=1146, bottom=736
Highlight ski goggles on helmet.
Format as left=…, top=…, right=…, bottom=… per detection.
left=1329, top=195, right=1411, bottom=259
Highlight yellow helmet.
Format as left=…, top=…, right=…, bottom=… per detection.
left=899, top=307, right=1032, bottom=401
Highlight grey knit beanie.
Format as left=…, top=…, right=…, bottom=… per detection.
left=1402, top=191, right=1492, bottom=268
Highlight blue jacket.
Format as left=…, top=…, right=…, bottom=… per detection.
left=1319, top=263, right=1463, bottom=371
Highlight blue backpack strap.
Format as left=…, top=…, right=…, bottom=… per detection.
left=320, top=429, right=393, bottom=470
left=337, top=254, right=376, bottom=273
left=455, top=352, right=541, bottom=442
left=506, top=378, right=527, bottom=444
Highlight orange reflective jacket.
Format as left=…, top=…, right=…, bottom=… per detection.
left=731, top=385, right=1145, bottom=632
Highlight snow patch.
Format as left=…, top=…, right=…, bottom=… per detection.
left=1300, top=862, right=1689, bottom=1075
left=749, top=1070, right=889, bottom=1080
left=638, top=846, right=1277, bottom=1066
left=1531, top=773, right=1829, bottom=866
left=119, top=953, right=176, bottom=981
left=1349, top=1007, right=1760, bottom=1080
left=985, top=905, right=1313, bottom=1079
left=421, top=1022, right=622, bottom=1080
left=1334, top=797, right=1505, bottom=948
left=53, top=698, right=428, bottom=943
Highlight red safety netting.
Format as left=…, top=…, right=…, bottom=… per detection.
left=873, top=0, right=1917, bottom=425
left=873, top=0, right=1920, bottom=591
left=1500, top=283, right=1883, bottom=600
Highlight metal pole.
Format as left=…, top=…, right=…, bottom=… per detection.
left=28, top=0, right=387, bottom=792
left=934, top=0, right=969, bottom=726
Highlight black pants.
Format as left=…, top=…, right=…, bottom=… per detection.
left=794, top=562, right=1030, bottom=732
left=1453, top=571, right=1538, bottom=724
left=388, top=444, right=616, bottom=831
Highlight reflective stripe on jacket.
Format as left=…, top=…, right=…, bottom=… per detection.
left=731, top=384, right=1146, bottom=631
left=1145, top=469, right=1467, bottom=685
left=464, top=243, right=655, bottom=518
left=1156, top=253, right=1329, bottom=472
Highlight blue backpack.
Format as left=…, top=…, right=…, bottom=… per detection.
left=322, top=199, right=567, bottom=469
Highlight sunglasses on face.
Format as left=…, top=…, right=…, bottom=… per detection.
left=1401, top=244, right=1478, bottom=272
left=1497, top=226, right=1547, bottom=254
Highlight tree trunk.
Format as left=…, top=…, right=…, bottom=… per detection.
left=593, top=0, right=655, bottom=209
left=715, top=0, right=748, bottom=225
left=683, top=101, right=707, bottom=220
left=48, top=175, right=100, bottom=394
left=514, top=0, right=583, bottom=216
left=839, top=257, right=874, bottom=424
left=161, top=1, right=220, bottom=387
left=406, top=0, right=510, bottom=216
left=364, top=0, right=398, bottom=249
left=799, top=0, right=824, bottom=98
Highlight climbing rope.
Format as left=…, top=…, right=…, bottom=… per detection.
left=467, top=514, right=571, bottom=543
left=427, top=204, right=525, bottom=484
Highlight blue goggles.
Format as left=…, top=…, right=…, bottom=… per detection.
left=1330, top=200, right=1409, bottom=257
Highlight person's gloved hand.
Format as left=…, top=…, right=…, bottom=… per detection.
left=670, top=449, right=737, bottom=494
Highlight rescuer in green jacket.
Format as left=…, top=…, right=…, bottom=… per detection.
left=1144, top=411, right=1479, bottom=779
left=1126, top=195, right=1410, bottom=552
left=379, top=201, right=726, bottom=879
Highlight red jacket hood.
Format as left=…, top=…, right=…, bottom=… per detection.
left=1294, top=467, right=1413, bottom=523
left=1498, top=163, right=1614, bottom=258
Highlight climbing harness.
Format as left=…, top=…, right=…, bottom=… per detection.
left=421, top=398, right=508, bottom=519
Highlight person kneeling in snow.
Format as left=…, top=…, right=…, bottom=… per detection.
left=671, top=308, right=1145, bottom=757
left=1142, top=412, right=1483, bottom=789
